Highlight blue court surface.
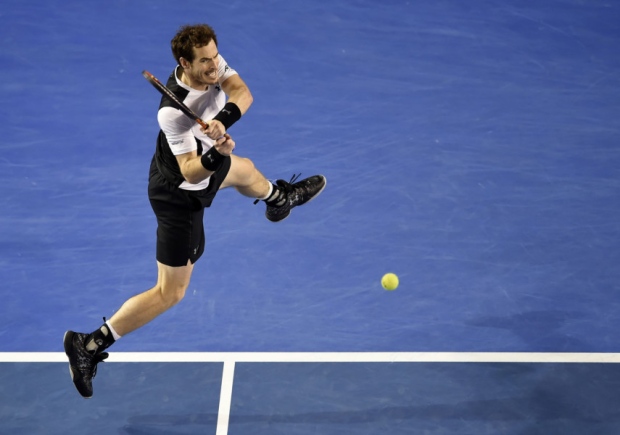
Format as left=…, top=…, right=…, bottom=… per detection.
left=1, top=0, right=620, bottom=433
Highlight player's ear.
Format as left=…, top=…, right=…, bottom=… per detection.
left=179, top=57, right=190, bottom=69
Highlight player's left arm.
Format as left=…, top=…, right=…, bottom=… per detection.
left=204, top=75, right=253, bottom=139
left=221, top=74, right=253, bottom=115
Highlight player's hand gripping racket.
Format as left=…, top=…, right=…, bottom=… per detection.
left=141, top=70, right=208, bottom=129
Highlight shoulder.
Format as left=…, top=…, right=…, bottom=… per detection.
left=159, top=68, right=191, bottom=110
left=217, top=55, right=238, bottom=81
left=158, top=106, right=193, bottom=132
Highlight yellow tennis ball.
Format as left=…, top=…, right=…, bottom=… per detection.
left=381, top=273, right=399, bottom=291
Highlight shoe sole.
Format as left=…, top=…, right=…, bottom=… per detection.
left=271, top=176, right=327, bottom=223
left=63, top=330, right=93, bottom=399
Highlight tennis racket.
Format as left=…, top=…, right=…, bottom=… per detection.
left=141, top=70, right=209, bottom=129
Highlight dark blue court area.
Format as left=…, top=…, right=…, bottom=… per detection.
left=2, top=0, right=620, bottom=433
left=2, top=359, right=620, bottom=434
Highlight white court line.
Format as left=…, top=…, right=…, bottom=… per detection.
left=2, top=352, right=620, bottom=363
left=215, top=361, right=235, bottom=435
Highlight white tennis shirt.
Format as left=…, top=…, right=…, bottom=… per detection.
left=157, top=56, right=238, bottom=191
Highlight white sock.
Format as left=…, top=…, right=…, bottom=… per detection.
left=105, top=321, right=122, bottom=340
left=259, top=183, right=274, bottom=201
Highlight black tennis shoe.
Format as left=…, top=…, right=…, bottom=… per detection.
left=265, top=174, right=326, bottom=222
left=63, top=330, right=108, bottom=398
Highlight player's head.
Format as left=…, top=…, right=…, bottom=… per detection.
left=171, top=24, right=219, bottom=65
left=172, top=24, right=220, bottom=88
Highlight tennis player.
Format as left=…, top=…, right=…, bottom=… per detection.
left=63, top=23, right=326, bottom=398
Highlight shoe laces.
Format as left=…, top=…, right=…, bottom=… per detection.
left=287, top=173, right=301, bottom=185
left=275, top=173, right=302, bottom=193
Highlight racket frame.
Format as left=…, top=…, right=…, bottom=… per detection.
left=142, top=70, right=208, bottom=129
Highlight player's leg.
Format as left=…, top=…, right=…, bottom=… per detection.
left=63, top=160, right=206, bottom=398
left=107, top=260, right=194, bottom=336
left=106, top=169, right=207, bottom=338
left=221, top=154, right=327, bottom=222
left=62, top=261, right=194, bottom=398
left=219, top=154, right=271, bottom=197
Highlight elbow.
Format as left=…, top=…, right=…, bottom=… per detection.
left=183, top=172, right=206, bottom=185
left=241, top=91, right=253, bottom=113
left=176, top=153, right=209, bottom=185
left=184, top=175, right=201, bottom=185
left=240, top=86, right=253, bottom=111
left=179, top=164, right=206, bottom=185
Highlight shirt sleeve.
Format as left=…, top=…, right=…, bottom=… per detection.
left=217, top=55, right=238, bottom=83
left=157, top=106, right=197, bottom=155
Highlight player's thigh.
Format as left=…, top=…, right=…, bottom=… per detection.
left=157, top=260, right=194, bottom=298
left=220, top=154, right=255, bottom=189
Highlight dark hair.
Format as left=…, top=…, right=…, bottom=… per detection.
left=171, top=24, right=218, bottom=65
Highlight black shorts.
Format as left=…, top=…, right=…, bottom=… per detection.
left=148, top=156, right=231, bottom=267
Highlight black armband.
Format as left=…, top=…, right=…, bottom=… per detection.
left=200, top=146, right=226, bottom=172
left=212, top=102, right=242, bottom=130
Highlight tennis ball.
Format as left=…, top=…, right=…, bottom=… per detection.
left=381, top=273, right=399, bottom=291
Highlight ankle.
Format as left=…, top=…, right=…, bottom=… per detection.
left=85, top=319, right=117, bottom=354
left=264, top=184, right=287, bottom=207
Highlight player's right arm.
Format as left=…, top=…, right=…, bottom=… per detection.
left=158, top=106, right=234, bottom=185
left=175, top=135, right=235, bottom=185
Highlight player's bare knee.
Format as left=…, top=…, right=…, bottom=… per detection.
left=159, top=281, right=188, bottom=307
left=239, top=157, right=257, bottom=180
left=234, top=157, right=259, bottom=186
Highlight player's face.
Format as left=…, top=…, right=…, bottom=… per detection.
left=185, top=41, right=220, bottom=88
